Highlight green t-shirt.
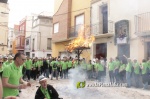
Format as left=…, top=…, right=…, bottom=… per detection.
left=2, top=63, right=22, bottom=97
left=25, top=60, right=32, bottom=70
left=95, top=63, right=104, bottom=71
left=35, top=61, right=39, bottom=68
left=40, top=61, right=43, bottom=66
left=81, top=61, right=86, bottom=70
left=51, top=61, right=58, bottom=70
left=119, top=64, right=126, bottom=72
left=37, top=61, right=41, bottom=67
left=108, top=62, right=114, bottom=71
left=142, top=62, right=148, bottom=74
left=125, top=62, right=132, bottom=72
left=147, top=61, right=150, bottom=69
left=32, top=62, right=37, bottom=68
left=87, top=64, right=92, bottom=70
left=73, top=61, right=78, bottom=68
left=3, top=61, right=12, bottom=69
left=61, top=61, right=68, bottom=70
left=57, top=61, right=61, bottom=68
left=68, top=61, right=72, bottom=68
left=133, top=62, right=140, bottom=74
left=114, top=60, right=120, bottom=69
left=40, top=87, right=51, bottom=99
left=0, top=66, right=3, bottom=72
left=3, top=61, right=11, bottom=66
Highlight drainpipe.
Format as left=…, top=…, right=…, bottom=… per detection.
left=39, top=32, right=41, bottom=50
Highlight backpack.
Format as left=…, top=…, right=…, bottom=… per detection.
left=53, top=63, right=57, bottom=68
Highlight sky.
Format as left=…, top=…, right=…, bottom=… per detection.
left=8, top=0, right=54, bottom=28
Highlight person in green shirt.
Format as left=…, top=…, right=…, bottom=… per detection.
left=108, top=58, right=115, bottom=83
left=95, top=59, right=104, bottom=82
left=119, top=61, right=126, bottom=83
left=73, top=58, right=78, bottom=68
left=51, top=58, right=58, bottom=80
left=113, top=57, right=120, bottom=83
left=133, top=59, right=140, bottom=88
left=25, top=57, right=32, bottom=81
left=0, top=57, right=3, bottom=77
left=35, top=75, right=59, bottom=99
left=123, top=55, right=132, bottom=88
left=35, top=58, right=40, bottom=78
left=40, top=58, right=44, bottom=75
left=81, top=58, right=87, bottom=72
left=87, top=60, right=92, bottom=80
left=32, top=59, right=37, bottom=80
left=3, top=56, right=13, bottom=69
left=61, top=58, right=68, bottom=79
left=141, top=59, right=149, bottom=89
left=67, top=58, right=73, bottom=70
left=2, top=53, right=31, bottom=98
left=57, top=59, right=62, bottom=78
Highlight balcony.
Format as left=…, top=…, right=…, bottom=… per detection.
left=15, top=45, right=24, bottom=50
left=15, top=31, right=25, bottom=37
left=68, top=21, right=114, bottom=38
left=15, top=36, right=25, bottom=50
left=135, top=12, right=150, bottom=36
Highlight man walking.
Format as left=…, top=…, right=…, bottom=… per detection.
left=2, top=53, right=31, bottom=98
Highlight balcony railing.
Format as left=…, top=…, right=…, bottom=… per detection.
left=69, top=25, right=81, bottom=38
left=135, top=12, right=150, bottom=36
left=15, top=31, right=25, bottom=37
left=68, top=21, right=114, bottom=38
left=15, top=45, right=24, bottom=50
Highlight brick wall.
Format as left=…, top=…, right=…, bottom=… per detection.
left=52, top=0, right=72, bottom=42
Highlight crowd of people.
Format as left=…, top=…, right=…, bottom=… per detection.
left=0, top=53, right=61, bottom=99
left=0, top=52, right=150, bottom=98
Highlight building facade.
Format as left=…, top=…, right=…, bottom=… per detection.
left=12, top=25, right=19, bottom=55
left=15, top=18, right=26, bottom=53
left=52, top=0, right=91, bottom=60
left=0, top=2, right=9, bottom=55
left=7, top=28, right=14, bottom=55
left=53, top=0, right=150, bottom=62
left=91, top=0, right=114, bottom=61
left=91, top=0, right=150, bottom=62
left=30, top=15, right=53, bottom=58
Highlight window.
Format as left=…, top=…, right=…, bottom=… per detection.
left=75, top=14, right=84, bottom=33
left=33, top=19, right=39, bottom=27
left=101, top=5, right=108, bottom=33
left=41, top=19, right=50, bottom=24
left=54, top=23, right=59, bottom=33
left=26, top=39, right=29, bottom=45
left=47, top=38, right=52, bottom=50
left=32, top=53, right=35, bottom=58
left=47, top=54, right=51, bottom=57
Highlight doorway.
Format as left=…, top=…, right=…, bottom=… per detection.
left=118, top=44, right=130, bottom=64
left=147, top=42, right=150, bottom=58
left=96, top=43, right=107, bottom=60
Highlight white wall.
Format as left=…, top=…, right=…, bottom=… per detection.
left=109, top=0, right=150, bottom=61
left=26, top=16, right=33, bottom=38
left=91, top=0, right=108, bottom=35
left=30, top=16, right=52, bottom=58
left=0, top=3, right=9, bottom=55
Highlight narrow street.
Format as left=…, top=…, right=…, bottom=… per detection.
left=20, top=79, right=150, bottom=99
